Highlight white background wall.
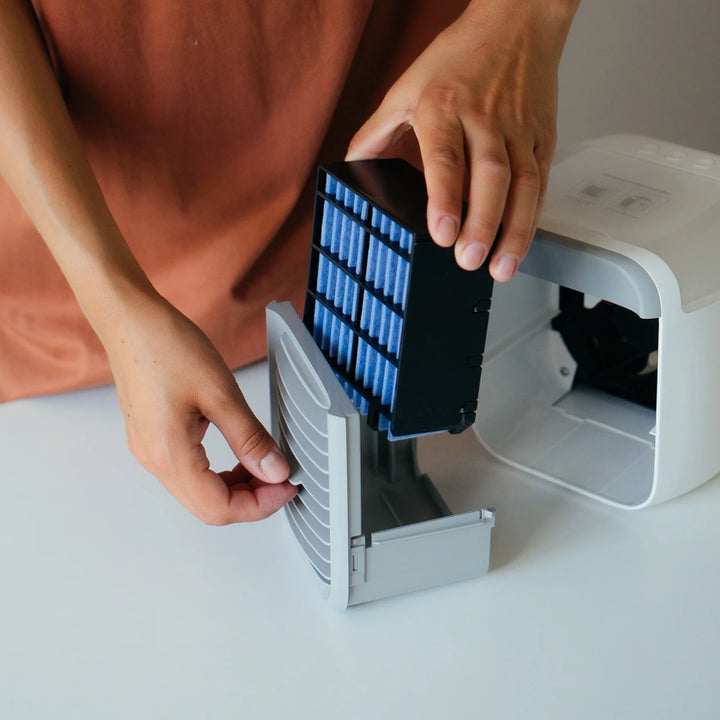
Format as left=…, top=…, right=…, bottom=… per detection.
left=558, top=0, right=720, bottom=153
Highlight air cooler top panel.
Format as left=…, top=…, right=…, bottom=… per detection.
left=304, top=159, right=495, bottom=438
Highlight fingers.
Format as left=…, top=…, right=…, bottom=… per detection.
left=203, top=381, right=291, bottom=486
left=112, top=299, right=296, bottom=525
left=168, top=419, right=295, bottom=526
left=452, top=126, right=510, bottom=272
left=190, top=381, right=296, bottom=524
left=220, top=466, right=298, bottom=521
left=345, top=100, right=412, bottom=162
left=226, top=480, right=297, bottom=523
left=416, top=116, right=545, bottom=283
left=412, top=95, right=465, bottom=249
left=176, top=462, right=296, bottom=526
left=487, top=137, right=541, bottom=282
left=130, top=383, right=294, bottom=525
left=348, top=97, right=548, bottom=284
left=130, top=406, right=296, bottom=525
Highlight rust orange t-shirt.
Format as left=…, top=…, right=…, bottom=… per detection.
left=0, top=1, right=466, bottom=402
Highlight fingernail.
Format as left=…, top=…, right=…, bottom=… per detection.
left=436, top=216, right=458, bottom=246
left=460, top=243, right=488, bottom=270
left=493, top=254, right=519, bottom=281
left=260, top=449, right=290, bottom=484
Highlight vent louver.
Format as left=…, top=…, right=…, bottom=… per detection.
left=273, top=344, right=331, bottom=582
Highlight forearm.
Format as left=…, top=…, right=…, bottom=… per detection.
left=0, top=0, right=156, bottom=340
left=464, top=0, right=580, bottom=39
left=452, top=0, right=580, bottom=134
left=457, top=0, right=580, bottom=83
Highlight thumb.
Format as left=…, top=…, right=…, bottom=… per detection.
left=204, top=387, right=291, bottom=485
left=345, top=100, right=412, bottom=161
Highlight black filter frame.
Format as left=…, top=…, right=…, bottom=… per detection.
left=304, top=158, right=494, bottom=438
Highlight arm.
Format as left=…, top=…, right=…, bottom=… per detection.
left=0, top=0, right=295, bottom=524
left=346, top=0, right=580, bottom=281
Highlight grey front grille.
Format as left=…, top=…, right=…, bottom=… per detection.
left=273, top=340, right=332, bottom=583
left=267, top=301, right=494, bottom=608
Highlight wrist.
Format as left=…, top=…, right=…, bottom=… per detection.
left=62, top=232, right=161, bottom=344
left=88, top=276, right=165, bottom=342
left=465, top=0, right=580, bottom=20
left=459, top=0, right=580, bottom=65
left=463, top=0, right=580, bottom=38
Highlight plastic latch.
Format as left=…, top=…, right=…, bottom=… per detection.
left=461, top=400, right=478, bottom=413
left=349, top=544, right=366, bottom=586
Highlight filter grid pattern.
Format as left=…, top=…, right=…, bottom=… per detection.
left=310, top=171, right=415, bottom=427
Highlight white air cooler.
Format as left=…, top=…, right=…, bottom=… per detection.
left=266, top=134, right=720, bottom=607
left=475, top=134, right=720, bottom=508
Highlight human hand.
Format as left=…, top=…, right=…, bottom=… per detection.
left=0, top=0, right=293, bottom=524
left=346, top=0, right=579, bottom=281
left=105, top=294, right=296, bottom=525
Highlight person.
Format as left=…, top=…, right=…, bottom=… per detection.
left=0, top=0, right=580, bottom=524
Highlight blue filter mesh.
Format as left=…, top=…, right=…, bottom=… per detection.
left=377, top=414, right=391, bottom=432
left=365, top=226, right=411, bottom=310
left=326, top=174, right=370, bottom=221
left=359, top=293, right=402, bottom=358
left=306, top=160, right=496, bottom=439
left=338, top=377, right=370, bottom=415
left=312, top=170, right=415, bottom=424
left=354, top=337, right=398, bottom=412
left=320, top=199, right=366, bottom=272
left=313, top=302, right=355, bottom=373
left=317, top=256, right=359, bottom=322
left=371, top=208, right=414, bottom=252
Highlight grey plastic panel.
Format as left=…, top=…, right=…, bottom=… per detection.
left=268, top=307, right=341, bottom=586
left=348, top=511, right=494, bottom=606
left=274, top=345, right=329, bottom=434
left=267, top=301, right=495, bottom=607
left=523, top=230, right=661, bottom=318
left=286, top=501, right=331, bottom=581
left=278, top=411, right=329, bottom=485
left=287, top=465, right=329, bottom=522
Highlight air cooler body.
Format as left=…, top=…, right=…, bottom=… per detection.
left=267, top=158, right=496, bottom=607
left=266, top=134, right=720, bottom=607
left=475, top=134, right=720, bottom=508
left=267, top=303, right=494, bottom=608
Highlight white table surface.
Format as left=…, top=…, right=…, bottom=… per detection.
left=1, top=360, right=719, bottom=719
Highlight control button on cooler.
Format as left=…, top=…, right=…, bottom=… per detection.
left=665, top=149, right=687, bottom=163
left=693, top=157, right=716, bottom=170
left=639, top=142, right=660, bottom=155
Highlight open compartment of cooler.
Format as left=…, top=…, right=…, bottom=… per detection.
left=474, top=135, right=720, bottom=509
left=474, top=250, right=659, bottom=508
